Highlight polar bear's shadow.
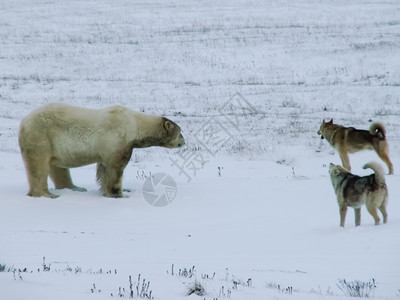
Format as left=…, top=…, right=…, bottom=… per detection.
left=50, top=186, right=137, bottom=199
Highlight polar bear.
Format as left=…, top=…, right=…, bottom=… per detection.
left=18, top=103, right=185, bottom=198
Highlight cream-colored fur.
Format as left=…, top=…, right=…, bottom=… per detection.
left=19, top=103, right=184, bottom=198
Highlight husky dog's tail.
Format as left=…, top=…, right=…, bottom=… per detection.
left=370, top=122, right=386, bottom=140
left=363, top=161, right=386, bottom=185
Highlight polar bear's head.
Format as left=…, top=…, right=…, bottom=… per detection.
left=162, top=118, right=185, bottom=148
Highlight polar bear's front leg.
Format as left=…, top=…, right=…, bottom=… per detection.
left=96, top=145, right=133, bottom=198
left=96, top=161, right=128, bottom=198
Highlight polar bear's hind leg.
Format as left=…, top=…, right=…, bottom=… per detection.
left=49, top=165, right=87, bottom=192
left=22, top=151, right=58, bottom=198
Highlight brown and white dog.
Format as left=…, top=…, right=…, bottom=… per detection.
left=318, top=119, right=393, bottom=174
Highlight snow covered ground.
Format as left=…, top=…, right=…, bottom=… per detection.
left=1, top=0, right=400, bottom=299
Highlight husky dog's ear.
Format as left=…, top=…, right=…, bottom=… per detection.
left=328, top=118, right=333, bottom=124
left=330, top=166, right=342, bottom=177
left=322, top=119, right=326, bottom=125
left=333, top=169, right=342, bottom=176
left=329, top=163, right=341, bottom=176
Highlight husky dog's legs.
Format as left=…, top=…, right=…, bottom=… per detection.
left=354, top=208, right=361, bottom=226
left=338, top=149, right=351, bottom=171
left=366, top=203, right=381, bottom=225
left=375, top=149, right=393, bottom=175
left=378, top=203, right=388, bottom=224
left=339, top=205, right=348, bottom=227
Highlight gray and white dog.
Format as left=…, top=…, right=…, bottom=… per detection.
left=329, top=162, right=388, bottom=227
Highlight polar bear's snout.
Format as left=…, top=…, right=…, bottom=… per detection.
left=165, top=131, right=185, bottom=149
left=162, top=118, right=185, bottom=148
left=177, top=132, right=185, bottom=147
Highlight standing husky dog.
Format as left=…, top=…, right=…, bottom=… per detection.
left=329, top=162, right=388, bottom=227
left=318, top=119, right=393, bottom=175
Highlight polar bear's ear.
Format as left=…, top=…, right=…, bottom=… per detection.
left=164, top=120, right=174, bottom=132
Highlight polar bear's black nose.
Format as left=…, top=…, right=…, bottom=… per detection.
left=178, top=133, right=185, bottom=147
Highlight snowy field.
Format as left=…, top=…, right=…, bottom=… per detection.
left=1, top=0, right=400, bottom=299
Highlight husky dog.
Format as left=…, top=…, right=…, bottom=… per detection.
left=318, top=119, right=393, bottom=175
left=329, top=162, right=388, bottom=227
